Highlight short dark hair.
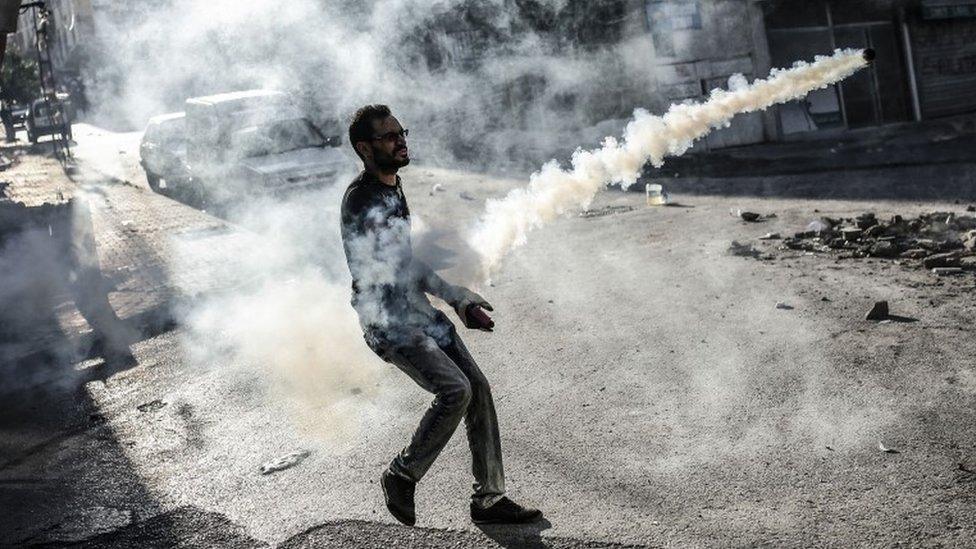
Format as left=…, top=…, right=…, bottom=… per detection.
left=348, top=104, right=391, bottom=160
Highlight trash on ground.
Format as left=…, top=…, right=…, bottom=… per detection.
left=580, top=205, right=634, bottom=218
left=260, top=450, right=311, bottom=475
left=878, top=441, right=900, bottom=454
left=645, top=183, right=670, bottom=206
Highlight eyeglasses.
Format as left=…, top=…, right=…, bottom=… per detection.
left=372, top=129, right=409, bottom=142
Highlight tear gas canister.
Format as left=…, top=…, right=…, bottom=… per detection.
left=466, top=304, right=494, bottom=331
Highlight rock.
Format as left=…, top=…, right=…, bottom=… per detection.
left=864, top=224, right=887, bottom=238
left=728, top=240, right=762, bottom=258
left=794, top=230, right=816, bottom=239
left=759, top=232, right=781, bottom=240
left=923, top=252, right=961, bottom=269
left=955, top=216, right=976, bottom=231
left=933, top=267, right=964, bottom=276
left=963, top=230, right=976, bottom=252
left=865, top=301, right=889, bottom=321
left=901, top=248, right=928, bottom=259
left=856, top=212, right=878, bottom=230
left=967, top=205, right=975, bottom=212
left=740, top=211, right=761, bottom=222
left=842, top=227, right=863, bottom=241
left=775, top=302, right=794, bottom=310
left=869, top=241, right=900, bottom=258
left=807, top=218, right=832, bottom=233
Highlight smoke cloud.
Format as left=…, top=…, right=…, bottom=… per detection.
left=469, top=48, right=871, bottom=277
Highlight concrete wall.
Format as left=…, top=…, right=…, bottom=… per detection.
left=634, top=0, right=772, bottom=149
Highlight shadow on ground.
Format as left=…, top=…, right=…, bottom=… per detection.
left=279, top=518, right=647, bottom=549
left=0, top=187, right=175, bottom=545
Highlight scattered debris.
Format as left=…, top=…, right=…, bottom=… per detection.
left=923, top=252, right=961, bottom=269
left=807, top=219, right=832, bottom=233
left=878, top=441, right=899, bottom=454
left=728, top=240, right=762, bottom=259
left=865, top=301, right=889, bottom=321
left=137, top=399, right=167, bottom=413
left=775, top=302, right=794, bottom=310
left=758, top=211, right=976, bottom=278
left=260, top=450, right=311, bottom=475
left=579, top=205, right=634, bottom=218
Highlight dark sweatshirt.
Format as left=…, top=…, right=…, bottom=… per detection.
left=340, top=170, right=452, bottom=344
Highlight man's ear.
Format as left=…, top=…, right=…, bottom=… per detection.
left=355, top=141, right=373, bottom=162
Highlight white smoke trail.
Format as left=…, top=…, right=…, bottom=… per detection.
left=470, top=48, right=871, bottom=277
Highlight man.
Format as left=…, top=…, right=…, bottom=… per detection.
left=340, top=105, right=542, bottom=526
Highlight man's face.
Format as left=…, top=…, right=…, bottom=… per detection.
left=366, top=115, right=409, bottom=169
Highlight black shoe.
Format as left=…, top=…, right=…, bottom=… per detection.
left=471, top=496, right=542, bottom=524
left=381, top=469, right=416, bottom=526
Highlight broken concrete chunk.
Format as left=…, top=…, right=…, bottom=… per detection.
left=869, top=241, right=900, bottom=258
left=856, top=213, right=878, bottom=230
left=901, top=248, right=928, bottom=259
left=963, top=230, right=976, bottom=252
left=863, top=224, right=887, bottom=238
left=923, top=252, right=961, bottom=269
left=865, top=301, right=889, bottom=321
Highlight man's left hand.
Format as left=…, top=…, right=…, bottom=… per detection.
left=451, top=287, right=493, bottom=330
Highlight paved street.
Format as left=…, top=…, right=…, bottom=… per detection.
left=1, top=124, right=976, bottom=547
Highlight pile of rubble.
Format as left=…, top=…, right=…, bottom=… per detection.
left=774, top=210, right=976, bottom=275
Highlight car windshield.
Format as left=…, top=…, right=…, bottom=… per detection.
left=155, top=120, right=186, bottom=146
left=230, top=118, right=326, bottom=158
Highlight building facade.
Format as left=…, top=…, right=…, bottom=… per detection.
left=763, top=0, right=976, bottom=138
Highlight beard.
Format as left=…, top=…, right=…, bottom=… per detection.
left=376, top=146, right=410, bottom=169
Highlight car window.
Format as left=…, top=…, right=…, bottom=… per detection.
left=230, top=118, right=326, bottom=158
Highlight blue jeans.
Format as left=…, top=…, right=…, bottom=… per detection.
left=366, top=326, right=506, bottom=508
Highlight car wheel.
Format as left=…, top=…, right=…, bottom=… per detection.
left=146, top=171, right=161, bottom=191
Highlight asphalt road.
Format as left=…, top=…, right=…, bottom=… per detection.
left=2, top=125, right=975, bottom=547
